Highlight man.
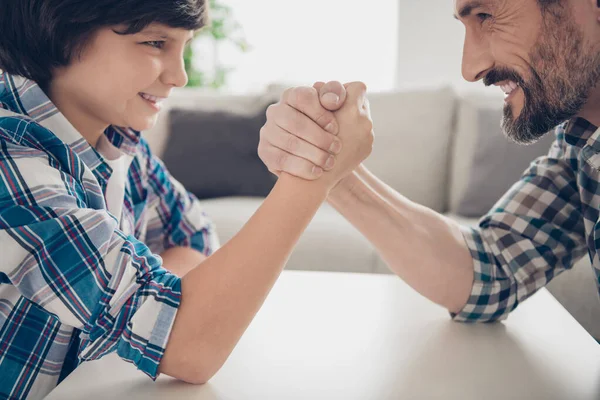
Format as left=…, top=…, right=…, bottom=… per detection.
left=259, top=0, right=600, bottom=321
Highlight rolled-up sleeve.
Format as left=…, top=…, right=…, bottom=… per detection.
left=452, top=135, right=588, bottom=322
left=141, top=140, right=219, bottom=257
left=0, top=141, right=180, bottom=379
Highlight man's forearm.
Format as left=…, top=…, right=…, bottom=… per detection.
left=327, top=165, right=474, bottom=313
left=159, top=173, right=330, bottom=384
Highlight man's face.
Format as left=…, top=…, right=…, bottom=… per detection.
left=50, top=23, right=194, bottom=140
left=455, top=0, right=600, bottom=144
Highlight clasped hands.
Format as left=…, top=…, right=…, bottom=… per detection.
left=258, top=81, right=374, bottom=193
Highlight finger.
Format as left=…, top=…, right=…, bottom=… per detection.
left=258, top=144, right=325, bottom=180
left=267, top=102, right=343, bottom=154
left=342, top=81, right=368, bottom=109
left=313, top=81, right=326, bottom=91
left=281, top=86, right=340, bottom=136
left=260, top=122, right=337, bottom=171
left=318, top=81, right=347, bottom=112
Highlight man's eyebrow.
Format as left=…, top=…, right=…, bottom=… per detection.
left=453, top=1, right=485, bottom=20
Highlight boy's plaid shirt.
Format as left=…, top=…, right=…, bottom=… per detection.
left=0, top=72, right=218, bottom=399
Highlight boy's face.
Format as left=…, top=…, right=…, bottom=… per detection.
left=49, top=23, right=194, bottom=144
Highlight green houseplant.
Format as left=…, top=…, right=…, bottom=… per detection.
left=184, top=0, right=250, bottom=89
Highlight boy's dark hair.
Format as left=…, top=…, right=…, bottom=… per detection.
left=0, top=0, right=206, bottom=90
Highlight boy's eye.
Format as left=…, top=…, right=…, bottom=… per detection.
left=144, top=41, right=165, bottom=49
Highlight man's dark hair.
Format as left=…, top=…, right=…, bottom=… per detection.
left=0, top=0, right=206, bottom=90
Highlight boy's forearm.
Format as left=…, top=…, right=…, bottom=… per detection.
left=159, top=173, right=330, bottom=384
left=327, top=165, right=474, bottom=313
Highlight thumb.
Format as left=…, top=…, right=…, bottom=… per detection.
left=312, top=80, right=347, bottom=112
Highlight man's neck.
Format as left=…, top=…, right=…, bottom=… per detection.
left=577, top=86, right=600, bottom=127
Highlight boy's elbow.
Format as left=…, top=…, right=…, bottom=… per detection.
left=160, top=354, right=224, bottom=386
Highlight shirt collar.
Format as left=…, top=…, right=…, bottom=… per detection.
left=564, top=117, right=600, bottom=149
left=0, top=71, right=141, bottom=159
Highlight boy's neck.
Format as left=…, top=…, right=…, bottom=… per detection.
left=45, top=82, right=106, bottom=148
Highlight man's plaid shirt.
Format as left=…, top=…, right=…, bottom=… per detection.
left=0, top=72, right=218, bottom=399
left=454, top=118, right=598, bottom=322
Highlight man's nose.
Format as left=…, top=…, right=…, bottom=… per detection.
left=461, top=30, right=493, bottom=83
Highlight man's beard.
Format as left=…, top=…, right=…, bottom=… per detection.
left=484, top=6, right=600, bottom=145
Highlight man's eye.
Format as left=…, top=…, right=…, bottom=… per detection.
left=144, top=41, right=165, bottom=49
left=477, top=13, right=492, bottom=22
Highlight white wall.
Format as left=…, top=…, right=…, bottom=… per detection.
left=396, top=0, right=494, bottom=95
left=203, top=0, right=399, bottom=94
left=196, top=0, right=501, bottom=96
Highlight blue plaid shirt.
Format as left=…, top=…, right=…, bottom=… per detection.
left=454, top=118, right=598, bottom=322
left=0, top=72, right=218, bottom=399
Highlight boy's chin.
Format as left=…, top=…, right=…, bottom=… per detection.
left=129, top=116, right=158, bottom=132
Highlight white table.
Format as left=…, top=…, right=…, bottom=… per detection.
left=47, top=270, right=600, bottom=400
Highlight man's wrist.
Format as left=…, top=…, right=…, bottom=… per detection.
left=326, top=169, right=363, bottom=205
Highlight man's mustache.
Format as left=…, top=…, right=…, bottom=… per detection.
left=483, top=68, right=525, bottom=87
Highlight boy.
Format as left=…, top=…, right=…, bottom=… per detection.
left=0, top=1, right=373, bottom=398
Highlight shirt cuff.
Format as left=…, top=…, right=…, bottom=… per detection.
left=117, top=271, right=182, bottom=380
left=450, top=226, right=515, bottom=323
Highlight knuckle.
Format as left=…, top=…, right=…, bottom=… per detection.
left=294, top=86, right=318, bottom=107
left=265, top=104, right=278, bottom=120
left=318, top=112, right=335, bottom=130
left=325, top=80, right=343, bottom=89
left=319, top=151, right=331, bottom=167
left=281, top=87, right=295, bottom=102
left=302, top=160, right=318, bottom=178
left=286, top=134, right=300, bottom=152
left=257, top=144, right=265, bottom=160
left=347, top=81, right=367, bottom=93
left=322, top=134, right=335, bottom=151
left=312, top=107, right=331, bottom=132
left=275, top=150, right=287, bottom=170
left=291, top=108, right=307, bottom=132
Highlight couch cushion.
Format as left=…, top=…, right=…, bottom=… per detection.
left=362, top=87, right=456, bottom=213
left=162, top=107, right=277, bottom=199
left=143, top=88, right=277, bottom=158
left=200, top=197, right=378, bottom=274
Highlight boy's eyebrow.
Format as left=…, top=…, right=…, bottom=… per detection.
left=142, top=28, right=194, bottom=44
